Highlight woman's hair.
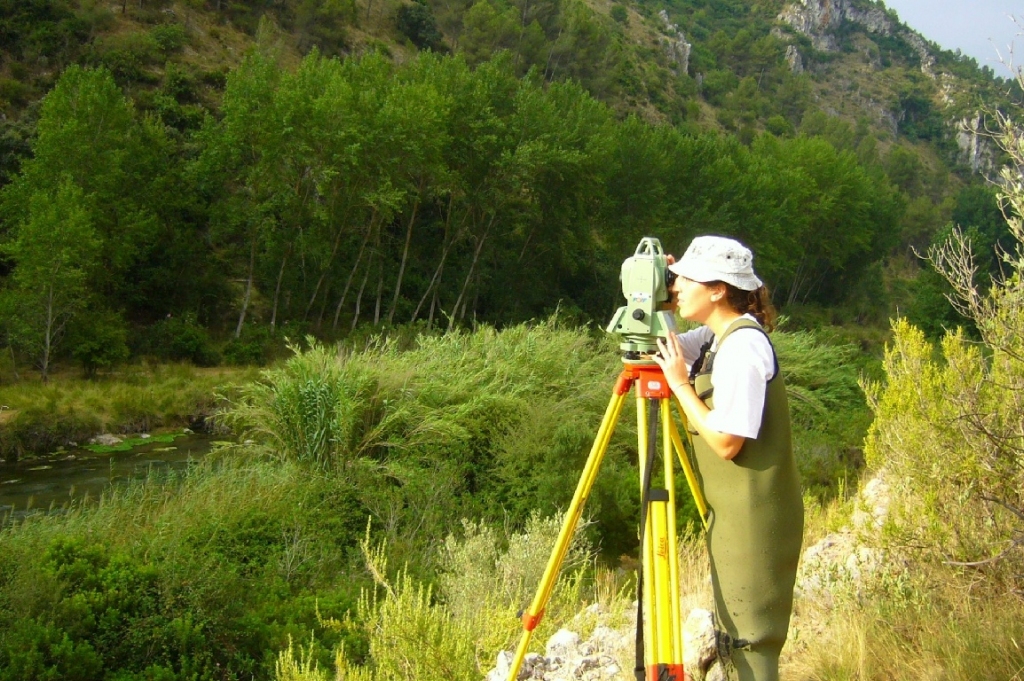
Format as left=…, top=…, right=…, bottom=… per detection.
left=714, top=282, right=777, bottom=332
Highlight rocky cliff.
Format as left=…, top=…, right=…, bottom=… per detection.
left=777, top=0, right=997, bottom=175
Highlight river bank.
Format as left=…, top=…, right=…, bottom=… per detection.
left=0, top=363, right=257, bottom=463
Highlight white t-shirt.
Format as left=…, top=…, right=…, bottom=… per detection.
left=677, top=314, right=776, bottom=439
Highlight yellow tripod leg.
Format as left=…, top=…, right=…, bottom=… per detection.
left=642, top=399, right=685, bottom=681
left=637, top=396, right=657, bottom=666
left=661, top=399, right=683, bottom=665
left=505, top=387, right=629, bottom=681
left=669, top=400, right=709, bottom=529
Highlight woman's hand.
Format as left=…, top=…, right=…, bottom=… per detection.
left=652, top=333, right=689, bottom=391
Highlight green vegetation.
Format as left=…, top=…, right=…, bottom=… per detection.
left=83, top=433, right=179, bottom=453
left=0, top=320, right=867, bottom=680
left=1, top=1, right=1023, bottom=679
left=0, top=0, right=1020, bottom=382
left=0, top=364, right=255, bottom=461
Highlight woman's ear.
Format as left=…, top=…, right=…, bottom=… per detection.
left=709, top=282, right=727, bottom=302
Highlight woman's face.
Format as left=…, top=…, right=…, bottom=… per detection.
left=670, top=276, right=720, bottom=323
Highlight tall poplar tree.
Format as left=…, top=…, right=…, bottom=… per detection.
left=1, top=180, right=99, bottom=380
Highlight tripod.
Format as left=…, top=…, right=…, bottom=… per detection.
left=505, top=360, right=708, bottom=681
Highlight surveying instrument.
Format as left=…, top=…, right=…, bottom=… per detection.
left=505, top=237, right=709, bottom=681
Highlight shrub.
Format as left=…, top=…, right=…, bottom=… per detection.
left=864, top=80, right=1024, bottom=588
left=66, top=308, right=131, bottom=376
left=0, top=538, right=221, bottom=681
left=135, top=314, right=220, bottom=366
left=396, top=3, right=443, bottom=50
left=0, top=78, right=33, bottom=107
left=313, top=515, right=592, bottom=681
left=222, top=340, right=391, bottom=470
left=221, top=324, right=279, bottom=366
left=700, top=68, right=738, bottom=105
left=150, top=23, right=187, bottom=55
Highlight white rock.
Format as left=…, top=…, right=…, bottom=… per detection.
left=485, top=650, right=512, bottom=681
left=684, top=608, right=718, bottom=679
left=545, top=629, right=581, bottom=662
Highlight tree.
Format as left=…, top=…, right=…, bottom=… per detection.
left=194, top=47, right=286, bottom=337
left=0, top=65, right=167, bottom=319
left=1, top=179, right=99, bottom=380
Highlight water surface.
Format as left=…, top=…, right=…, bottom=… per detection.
left=0, top=435, right=216, bottom=523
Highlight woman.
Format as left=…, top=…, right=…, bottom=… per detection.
left=651, top=235, right=803, bottom=681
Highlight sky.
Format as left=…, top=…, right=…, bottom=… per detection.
left=880, top=0, right=1021, bottom=75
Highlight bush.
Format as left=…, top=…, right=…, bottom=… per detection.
left=222, top=340, right=390, bottom=470
left=150, top=23, right=187, bottom=55
left=135, top=314, right=220, bottom=366
left=0, top=78, right=33, bottom=107
left=317, top=515, right=592, bottom=680
left=0, top=460, right=371, bottom=681
left=0, top=538, right=221, bottom=681
left=863, top=86, right=1024, bottom=588
left=396, top=3, right=443, bottom=51
left=66, top=308, right=131, bottom=376
left=700, top=68, right=739, bottom=105
left=221, top=324, right=279, bottom=366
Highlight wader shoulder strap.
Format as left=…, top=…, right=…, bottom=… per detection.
left=693, top=319, right=779, bottom=401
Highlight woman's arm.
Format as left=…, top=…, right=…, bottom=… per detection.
left=653, top=333, right=746, bottom=461
left=671, top=382, right=745, bottom=460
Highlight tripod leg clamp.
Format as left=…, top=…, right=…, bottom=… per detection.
left=520, top=609, right=544, bottom=631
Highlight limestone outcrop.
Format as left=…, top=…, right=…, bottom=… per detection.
left=777, top=0, right=933, bottom=73
left=659, top=10, right=691, bottom=75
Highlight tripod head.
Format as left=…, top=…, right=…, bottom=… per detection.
left=606, top=237, right=679, bottom=360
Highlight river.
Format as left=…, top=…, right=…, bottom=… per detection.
left=0, top=434, right=217, bottom=524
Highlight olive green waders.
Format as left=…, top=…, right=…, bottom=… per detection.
left=691, top=319, right=804, bottom=681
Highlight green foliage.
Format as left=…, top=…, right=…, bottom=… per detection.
left=0, top=35, right=982, bottom=352
left=318, top=513, right=592, bottom=680
left=222, top=340, right=391, bottom=470
left=150, top=23, right=187, bottom=55
left=864, top=315, right=1023, bottom=583
left=0, top=64, right=171, bottom=327
left=773, top=329, right=870, bottom=498
left=221, top=323, right=280, bottom=366
left=0, top=0, right=95, bottom=68
left=0, top=320, right=875, bottom=679
left=0, top=457, right=371, bottom=681
left=0, top=404, right=101, bottom=463
left=0, top=364, right=245, bottom=459
left=66, top=308, right=131, bottom=376
left=397, top=3, right=444, bottom=50
left=346, top=566, right=479, bottom=680
left=83, top=433, right=176, bottom=454
left=436, top=514, right=591, bottom=660
left=0, top=538, right=220, bottom=681
left=0, top=178, right=99, bottom=379
left=134, top=314, right=220, bottom=366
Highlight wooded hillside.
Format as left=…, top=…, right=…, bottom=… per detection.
left=0, top=0, right=1020, bottom=376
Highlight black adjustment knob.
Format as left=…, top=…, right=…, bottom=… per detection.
left=632, top=309, right=646, bottom=321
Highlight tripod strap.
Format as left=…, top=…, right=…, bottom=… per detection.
left=635, top=400, right=660, bottom=681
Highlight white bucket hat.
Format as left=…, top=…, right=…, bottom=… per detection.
left=668, top=235, right=763, bottom=291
